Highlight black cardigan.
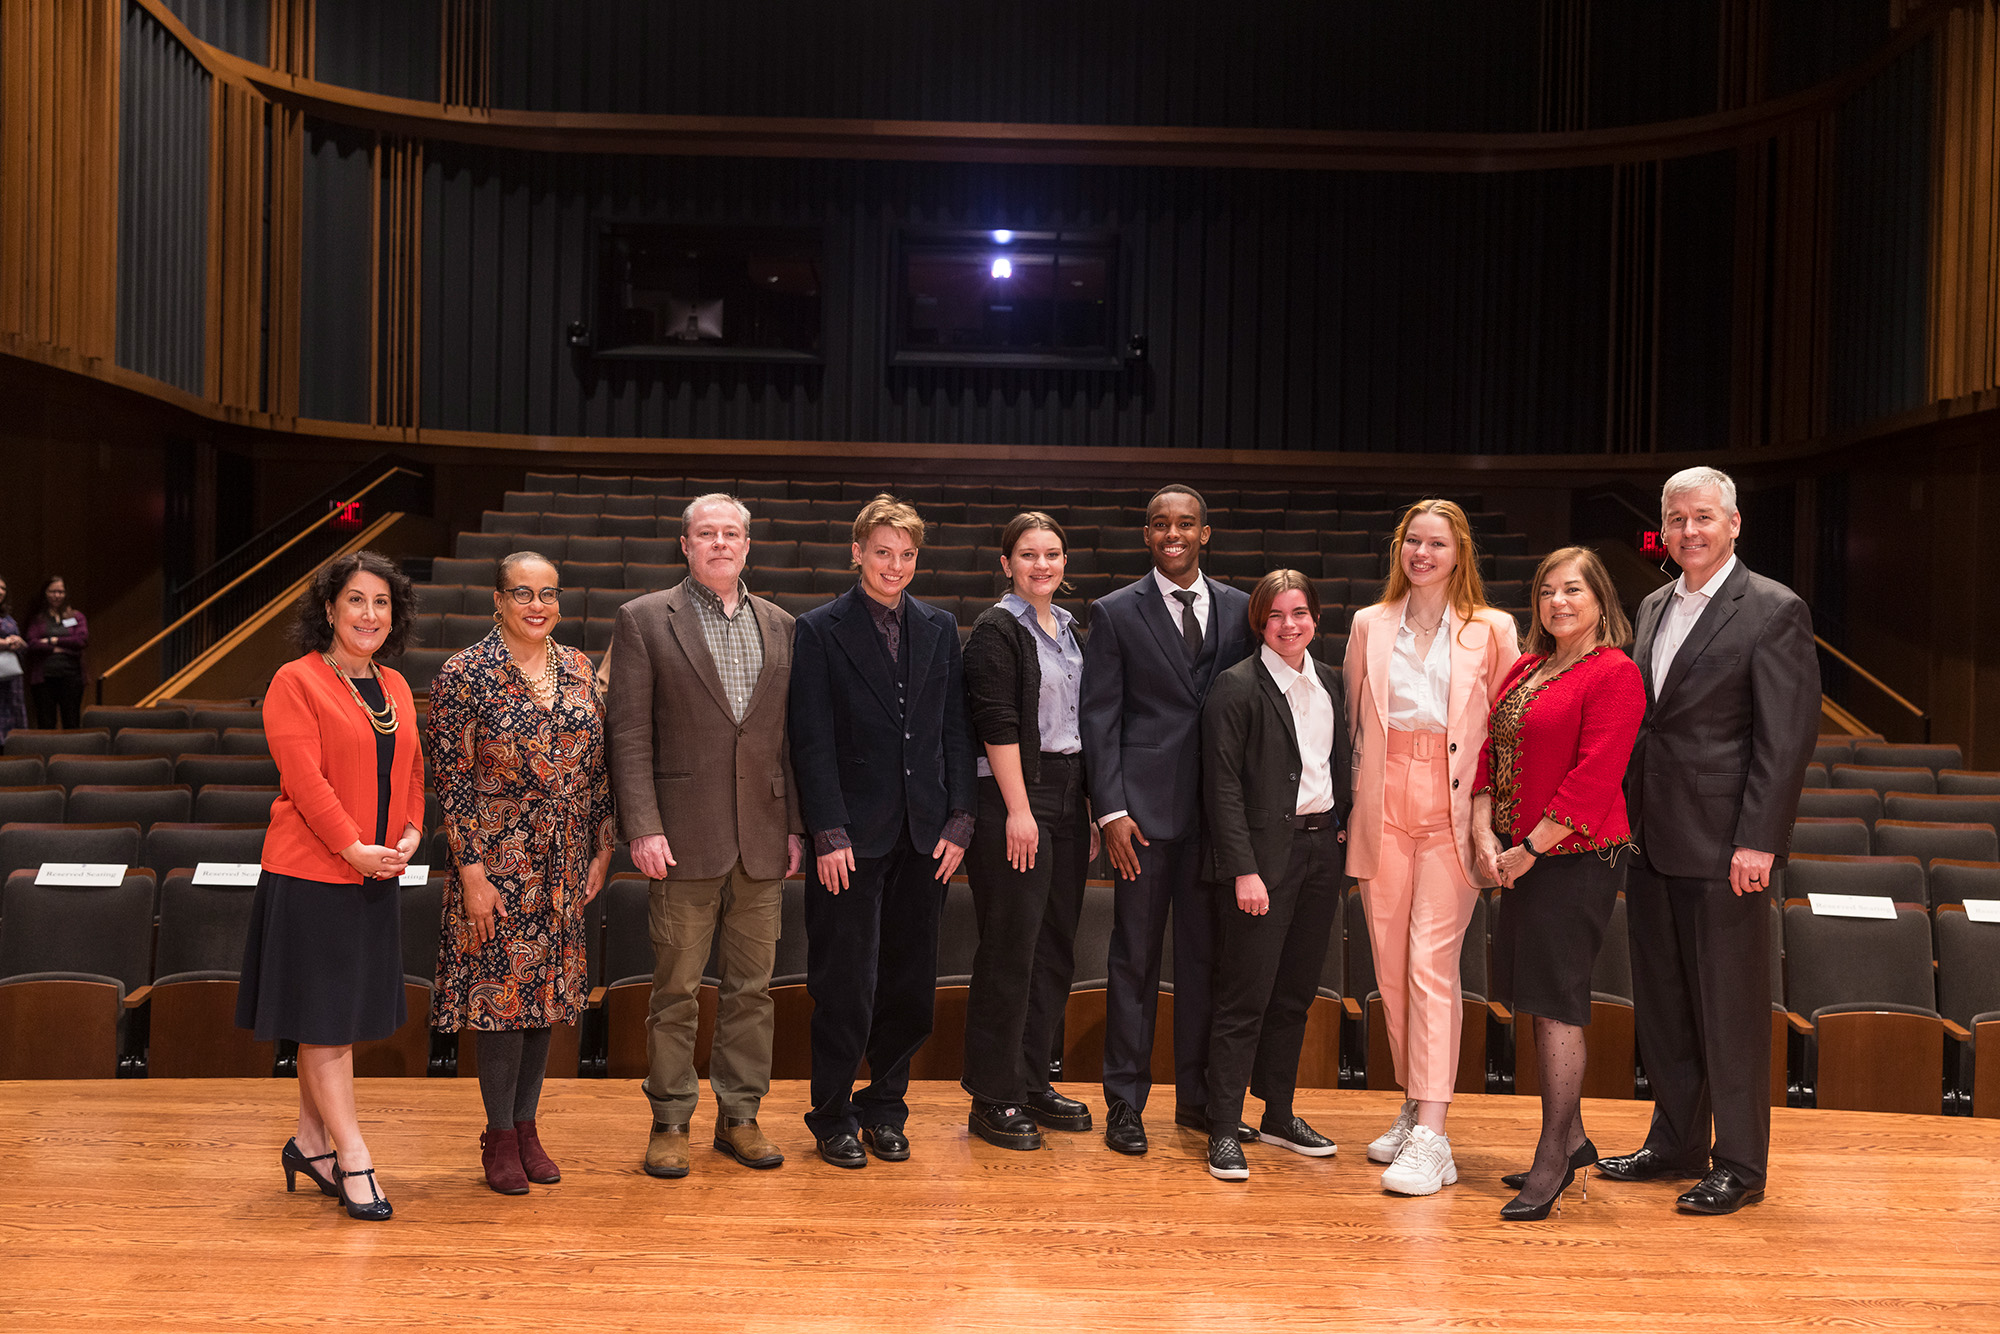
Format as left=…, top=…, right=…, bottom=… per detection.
left=963, top=602, right=1073, bottom=786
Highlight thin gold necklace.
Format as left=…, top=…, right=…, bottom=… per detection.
left=321, top=653, right=398, bottom=734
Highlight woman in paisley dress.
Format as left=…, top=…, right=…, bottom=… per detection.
left=429, top=551, right=616, bottom=1196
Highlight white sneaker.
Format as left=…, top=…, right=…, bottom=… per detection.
left=1380, top=1124, right=1458, bottom=1196
left=1366, top=1100, right=1419, bottom=1164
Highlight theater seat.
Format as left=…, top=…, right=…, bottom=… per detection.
left=139, top=877, right=273, bottom=1077
left=0, top=868, right=154, bottom=1077
left=1783, top=898, right=1940, bottom=1114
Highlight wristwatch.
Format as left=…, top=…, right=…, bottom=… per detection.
left=1520, top=833, right=1545, bottom=858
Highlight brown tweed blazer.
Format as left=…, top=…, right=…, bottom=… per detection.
left=606, top=579, right=801, bottom=882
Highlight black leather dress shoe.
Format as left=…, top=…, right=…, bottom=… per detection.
left=1105, top=1100, right=1148, bottom=1156
left=1677, top=1168, right=1764, bottom=1215
left=1594, top=1146, right=1705, bottom=1182
left=1174, top=1104, right=1257, bottom=1141
left=816, top=1133, right=866, bottom=1169
left=1022, top=1089, right=1093, bottom=1132
left=861, top=1124, right=910, bottom=1162
left=969, top=1099, right=1043, bottom=1151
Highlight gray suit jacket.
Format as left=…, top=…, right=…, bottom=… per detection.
left=607, top=580, right=801, bottom=882
left=1625, top=559, right=1820, bottom=880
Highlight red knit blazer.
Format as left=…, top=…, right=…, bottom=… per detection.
left=1474, top=646, right=1646, bottom=854
left=262, top=654, right=427, bottom=883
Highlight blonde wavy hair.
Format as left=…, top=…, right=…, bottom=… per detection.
left=1377, top=499, right=1490, bottom=646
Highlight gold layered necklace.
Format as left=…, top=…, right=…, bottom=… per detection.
left=519, top=645, right=563, bottom=706
left=321, top=653, right=399, bottom=734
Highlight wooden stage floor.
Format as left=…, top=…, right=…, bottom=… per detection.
left=5, top=1080, right=2000, bottom=1333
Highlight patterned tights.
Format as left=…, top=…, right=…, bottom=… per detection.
left=476, top=1027, right=553, bottom=1130
left=1521, top=1015, right=1588, bottom=1204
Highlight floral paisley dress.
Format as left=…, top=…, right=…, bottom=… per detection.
left=429, top=630, right=617, bottom=1032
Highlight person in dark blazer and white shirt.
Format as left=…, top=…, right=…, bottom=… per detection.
left=789, top=495, right=978, bottom=1169
left=1199, top=570, right=1350, bottom=1181
left=1081, top=484, right=1255, bottom=1155
left=1597, top=465, right=1819, bottom=1216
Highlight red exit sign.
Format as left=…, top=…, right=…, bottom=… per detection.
left=1638, top=529, right=1663, bottom=555
left=330, top=500, right=365, bottom=531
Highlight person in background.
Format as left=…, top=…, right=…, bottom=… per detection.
left=789, top=494, right=977, bottom=1169
left=607, top=495, right=803, bottom=1182
left=960, top=512, right=1099, bottom=1150
left=237, top=550, right=426, bottom=1222
left=1080, top=484, right=1255, bottom=1157
left=1342, top=500, right=1519, bottom=1196
left=429, top=551, right=617, bottom=1196
left=1474, top=546, right=1646, bottom=1221
left=0, top=578, right=27, bottom=742
left=1199, top=570, right=1350, bottom=1182
left=24, top=575, right=88, bottom=729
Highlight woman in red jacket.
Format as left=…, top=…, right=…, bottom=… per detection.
left=1473, top=546, right=1644, bottom=1221
left=236, top=551, right=426, bottom=1221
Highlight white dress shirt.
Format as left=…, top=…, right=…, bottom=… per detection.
left=1153, top=566, right=1210, bottom=636
left=1651, top=553, right=1738, bottom=690
left=1261, top=645, right=1336, bottom=816
left=1386, top=605, right=1452, bottom=733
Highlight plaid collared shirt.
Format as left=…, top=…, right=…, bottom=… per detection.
left=687, top=577, right=763, bottom=724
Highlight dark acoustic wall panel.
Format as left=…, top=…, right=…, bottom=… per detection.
left=314, top=0, right=441, bottom=102
left=487, top=0, right=1546, bottom=132
left=299, top=119, right=376, bottom=423
left=117, top=0, right=209, bottom=397
left=158, top=0, right=266, bottom=62
left=1829, top=39, right=1931, bottom=432
left=1770, top=0, right=1898, bottom=98
left=412, top=147, right=1634, bottom=453
left=1657, top=150, right=1737, bottom=454
left=1590, top=3, right=1720, bottom=128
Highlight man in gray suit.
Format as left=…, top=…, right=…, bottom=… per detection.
left=609, top=493, right=804, bottom=1180
left=1598, top=465, right=1818, bottom=1215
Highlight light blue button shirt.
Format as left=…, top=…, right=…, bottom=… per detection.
left=976, top=593, right=1085, bottom=777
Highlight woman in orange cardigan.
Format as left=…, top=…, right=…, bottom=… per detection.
left=237, top=551, right=427, bottom=1222
left=1343, top=500, right=1518, bottom=1196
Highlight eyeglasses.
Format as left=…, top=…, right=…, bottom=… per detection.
left=504, top=587, right=563, bottom=605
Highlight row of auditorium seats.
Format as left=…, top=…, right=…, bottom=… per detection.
left=0, top=753, right=279, bottom=789
left=514, top=472, right=1479, bottom=510
left=0, top=726, right=268, bottom=759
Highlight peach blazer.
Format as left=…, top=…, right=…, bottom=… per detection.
left=1341, top=599, right=1520, bottom=886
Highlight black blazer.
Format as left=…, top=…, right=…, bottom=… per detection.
left=963, top=603, right=1078, bottom=787
left=789, top=585, right=978, bottom=859
left=1201, top=653, right=1351, bottom=885
left=1081, top=572, right=1254, bottom=843
left=1624, top=559, right=1820, bottom=880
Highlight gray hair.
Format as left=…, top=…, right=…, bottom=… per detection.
left=1660, top=466, right=1737, bottom=519
left=682, top=492, right=753, bottom=529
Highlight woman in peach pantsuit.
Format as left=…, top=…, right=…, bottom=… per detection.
left=1342, top=500, right=1518, bottom=1196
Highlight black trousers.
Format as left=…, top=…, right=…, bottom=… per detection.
left=30, top=673, right=83, bottom=730
left=961, top=755, right=1089, bottom=1103
left=1627, top=858, right=1772, bottom=1187
left=1102, top=833, right=1216, bottom=1114
left=803, top=828, right=944, bottom=1140
left=1205, top=824, right=1341, bottom=1137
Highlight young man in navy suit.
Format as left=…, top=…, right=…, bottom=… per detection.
left=1080, top=484, right=1256, bottom=1154
left=789, top=495, right=978, bottom=1168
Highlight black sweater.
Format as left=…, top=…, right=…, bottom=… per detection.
left=963, top=602, right=1069, bottom=786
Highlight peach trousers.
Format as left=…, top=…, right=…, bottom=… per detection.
left=1358, top=728, right=1478, bottom=1104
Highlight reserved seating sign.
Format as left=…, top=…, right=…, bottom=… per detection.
left=35, top=863, right=129, bottom=886
left=1807, top=892, right=1897, bottom=920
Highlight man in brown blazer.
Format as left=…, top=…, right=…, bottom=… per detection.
left=608, top=493, right=804, bottom=1179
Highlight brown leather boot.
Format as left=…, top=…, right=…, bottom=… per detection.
left=514, top=1119, right=560, bottom=1184
left=481, top=1128, right=530, bottom=1195
left=713, top=1117, right=785, bottom=1169
left=644, top=1122, right=690, bottom=1179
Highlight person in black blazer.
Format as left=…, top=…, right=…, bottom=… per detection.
left=1598, top=466, right=1818, bottom=1216
left=1199, top=570, right=1350, bottom=1180
left=789, top=495, right=978, bottom=1168
left=1080, top=484, right=1255, bottom=1155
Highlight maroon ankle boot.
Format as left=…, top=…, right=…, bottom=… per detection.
left=481, top=1127, right=530, bottom=1195
left=514, top=1119, right=561, bottom=1184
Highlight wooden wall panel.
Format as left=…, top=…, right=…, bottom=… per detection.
left=0, top=0, right=121, bottom=365
left=204, top=79, right=266, bottom=410
left=1931, top=1, right=2000, bottom=402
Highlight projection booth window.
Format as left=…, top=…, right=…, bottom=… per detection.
left=593, top=224, right=823, bottom=361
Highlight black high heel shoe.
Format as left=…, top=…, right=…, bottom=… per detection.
left=1499, top=1165, right=1579, bottom=1221
left=1501, top=1137, right=1596, bottom=1190
left=281, top=1137, right=340, bottom=1199
left=335, top=1165, right=393, bottom=1221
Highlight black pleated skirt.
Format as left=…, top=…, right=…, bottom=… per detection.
left=235, top=870, right=406, bottom=1045
left=1491, top=849, right=1624, bottom=1028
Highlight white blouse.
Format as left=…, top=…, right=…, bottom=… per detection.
left=1386, top=606, right=1451, bottom=733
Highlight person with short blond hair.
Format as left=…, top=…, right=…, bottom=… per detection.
left=789, top=495, right=977, bottom=1168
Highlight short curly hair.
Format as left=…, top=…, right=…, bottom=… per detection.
left=290, top=549, right=417, bottom=659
